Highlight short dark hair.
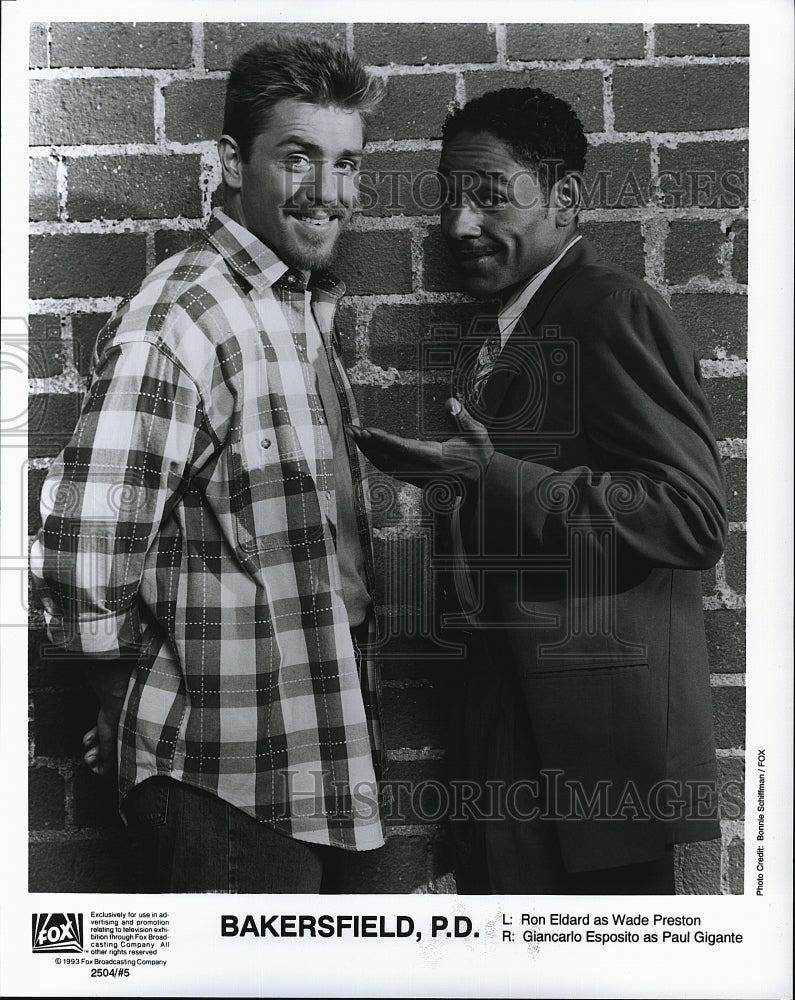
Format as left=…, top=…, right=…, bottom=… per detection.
left=222, top=35, right=383, bottom=161
left=441, top=87, right=587, bottom=196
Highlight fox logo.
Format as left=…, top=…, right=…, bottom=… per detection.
left=31, top=913, right=84, bottom=953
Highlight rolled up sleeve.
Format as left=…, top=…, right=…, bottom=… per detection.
left=33, top=337, right=206, bottom=657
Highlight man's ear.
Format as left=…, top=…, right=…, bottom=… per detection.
left=552, top=173, right=583, bottom=226
left=218, top=135, right=244, bottom=190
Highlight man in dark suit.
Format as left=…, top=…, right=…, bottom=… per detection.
left=346, top=87, right=727, bottom=894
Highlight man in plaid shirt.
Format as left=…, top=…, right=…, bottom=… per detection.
left=31, top=36, right=386, bottom=892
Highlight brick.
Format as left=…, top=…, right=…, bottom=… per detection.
left=359, top=151, right=443, bottom=217
left=29, top=156, right=59, bottom=221
left=382, top=684, right=449, bottom=750
left=730, top=219, right=747, bottom=283
left=354, top=23, right=496, bottom=65
left=28, top=467, right=49, bottom=535
left=422, top=226, right=460, bottom=292
left=29, top=837, right=140, bottom=893
left=717, top=756, right=745, bottom=821
left=382, top=759, right=449, bottom=826
left=724, top=532, right=746, bottom=594
left=674, top=838, right=720, bottom=894
left=331, top=230, right=413, bottom=295
left=378, top=549, right=468, bottom=640
left=359, top=470, right=413, bottom=522
left=154, top=229, right=204, bottom=264
left=367, top=74, right=457, bottom=142
left=703, top=375, right=747, bottom=440
left=30, top=22, right=48, bottom=68
left=29, top=233, right=147, bottom=298
left=365, top=484, right=414, bottom=534
left=373, top=598, right=448, bottom=641
left=464, top=69, right=604, bottom=132
left=30, top=78, right=155, bottom=146
left=67, top=154, right=203, bottom=221
left=29, top=766, right=66, bottom=829
left=369, top=302, right=492, bottom=369
left=32, top=688, right=98, bottom=757
left=507, top=22, right=645, bottom=60
left=613, top=65, right=749, bottom=132
left=665, top=221, right=724, bottom=284
left=73, top=766, right=123, bottom=828
left=670, top=293, right=747, bottom=359
left=50, top=22, right=192, bottom=69
left=335, top=302, right=357, bottom=369
left=27, top=394, right=84, bottom=459
left=579, top=221, right=645, bottom=277
left=429, top=834, right=457, bottom=890
left=72, top=313, right=110, bottom=376
left=659, top=142, right=749, bottom=210
left=726, top=833, right=744, bottom=894
left=723, top=456, right=747, bottom=521
left=28, top=314, right=65, bottom=379
left=381, top=657, right=461, bottom=688
left=342, top=834, right=432, bottom=892
left=373, top=534, right=433, bottom=605
left=711, top=685, right=745, bottom=749
left=582, top=142, right=651, bottom=209
left=655, top=23, right=750, bottom=57
left=204, top=23, right=347, bottom=71
left=210, top=182, right=226, bottom=212
left=164, top=79, right=226, bottom=144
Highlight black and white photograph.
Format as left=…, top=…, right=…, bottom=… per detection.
left=1, top=1, right=792, bottom=997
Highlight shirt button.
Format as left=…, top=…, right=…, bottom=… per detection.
left=261, top=438, right=272, bottom=449
left=317, top=414, right=326, bottom=425
left=286, top=273, right=296, bottom=284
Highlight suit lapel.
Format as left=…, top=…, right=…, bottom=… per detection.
left=511, top=236, right=596, bottom=334
left=479, top=237, right=598, bottom=420
left=482, top=237, right=599, bottom=424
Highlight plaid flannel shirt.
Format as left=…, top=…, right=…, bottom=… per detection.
left=31, top=209, right=385, bottom=851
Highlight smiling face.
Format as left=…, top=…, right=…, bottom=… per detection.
left=439, top=129, right=576, bottom=298
left=220, top=98, right=364, bottom=270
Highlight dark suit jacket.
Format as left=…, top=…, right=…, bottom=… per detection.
left=451, top=236, right=726, bottom=873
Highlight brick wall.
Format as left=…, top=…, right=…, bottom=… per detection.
left=28, top=21, right=748, bottom=894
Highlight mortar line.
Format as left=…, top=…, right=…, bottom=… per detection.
left=492, top=23, right=507, bottom=66
left=28, top=53, right=749, bottom=83
left=643, top=23, right=656, bottom=60
left=191, top=22, right=205, bottom=72
left=602, top=65, right=615, bottom=135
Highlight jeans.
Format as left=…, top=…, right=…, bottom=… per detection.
left=125, top=776, right=346, bottom=893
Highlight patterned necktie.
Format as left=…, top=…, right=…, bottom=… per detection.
left=463, top=333, right=501, bottom=412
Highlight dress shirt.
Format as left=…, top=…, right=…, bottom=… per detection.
left=497, top=234, right=582, bottom=347
left=31, top=208, right=384, bottom=851
left=451, top=233, right=581, bottom=616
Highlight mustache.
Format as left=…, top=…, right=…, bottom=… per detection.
left=282, top=197, right=349, bottom=218
left=449, top=244, right=498, bottom=256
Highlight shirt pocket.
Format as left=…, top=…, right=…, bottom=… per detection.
left=228, top=420, right=324, bottom=554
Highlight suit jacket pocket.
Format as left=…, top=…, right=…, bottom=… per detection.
left=520, top=660, right=668, bottom=869
left=519, top=661, right=662, bottom=816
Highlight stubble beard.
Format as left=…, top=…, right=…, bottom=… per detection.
left=283, top=218, right=349, bottom=272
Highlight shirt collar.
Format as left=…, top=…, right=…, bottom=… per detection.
left=497, top=234, right=583, bottom=344
left=202, top=208, right=345, bottom=300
